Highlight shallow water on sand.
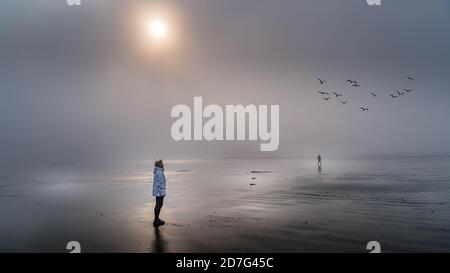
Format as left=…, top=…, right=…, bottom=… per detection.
left=1, top=156, right=450, bottom=252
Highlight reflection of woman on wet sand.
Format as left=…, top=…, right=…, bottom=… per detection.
left=152, top=225, right=166, bottom=253
left=317, top=154, right=322, bottom=167
left=152, top=160, right=166, bottom=227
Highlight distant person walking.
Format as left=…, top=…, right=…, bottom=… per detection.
left=317, top=154, right=322, bottom=167
left=152, top=159, right=166, bottom=227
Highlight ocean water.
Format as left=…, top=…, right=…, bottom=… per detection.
left=1, top=156, right=450, bottom=252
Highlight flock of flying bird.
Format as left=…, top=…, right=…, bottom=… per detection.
left=316, top=76, right=416, bottom=111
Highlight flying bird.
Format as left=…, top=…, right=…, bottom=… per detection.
left=370, top=92, right=377, bottom=97
left=332, top=92, right=343, bottom=97
left=317, top=91, right=329, bottom=95
left=396, top=90, right=405, bottom=96
left=360, top=107, right=369, bottom=111
left=346, top=80, right=357, bottom=84
left=318, top=78, right=327, bottom=84
left=403, top=89, right=413, bottom=93
left=323, top=97, right=331, bottom=101
left=407, top=76, right=415, bottom=80
left=341, top=100, right=348, bottom=104
left=390, top=94, right=399, bottom=98
left=352, top=84, right=360, bottom=87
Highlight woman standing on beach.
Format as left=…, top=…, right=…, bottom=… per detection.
left=152, top=160, right=166, bottom=227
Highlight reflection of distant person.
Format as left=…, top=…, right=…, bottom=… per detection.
left=153, top=160, right=166, bottom=227
left=317, top=154, right=322, bottom=167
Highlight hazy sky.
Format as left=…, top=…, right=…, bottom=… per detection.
left=1, top=0, right=450, bottom=166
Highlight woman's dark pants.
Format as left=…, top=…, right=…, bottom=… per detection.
left=154, top=196, right=164, bottom=221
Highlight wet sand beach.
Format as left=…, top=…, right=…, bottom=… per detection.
left=1, top=156, right=450, bottom=252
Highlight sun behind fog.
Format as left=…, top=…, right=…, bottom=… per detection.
left=133, top=5, right=180, bottom=54
left=147, top=20, right=168, bottom=41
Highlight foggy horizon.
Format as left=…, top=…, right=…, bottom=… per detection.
left=1, top=0, right=450, bottom=167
